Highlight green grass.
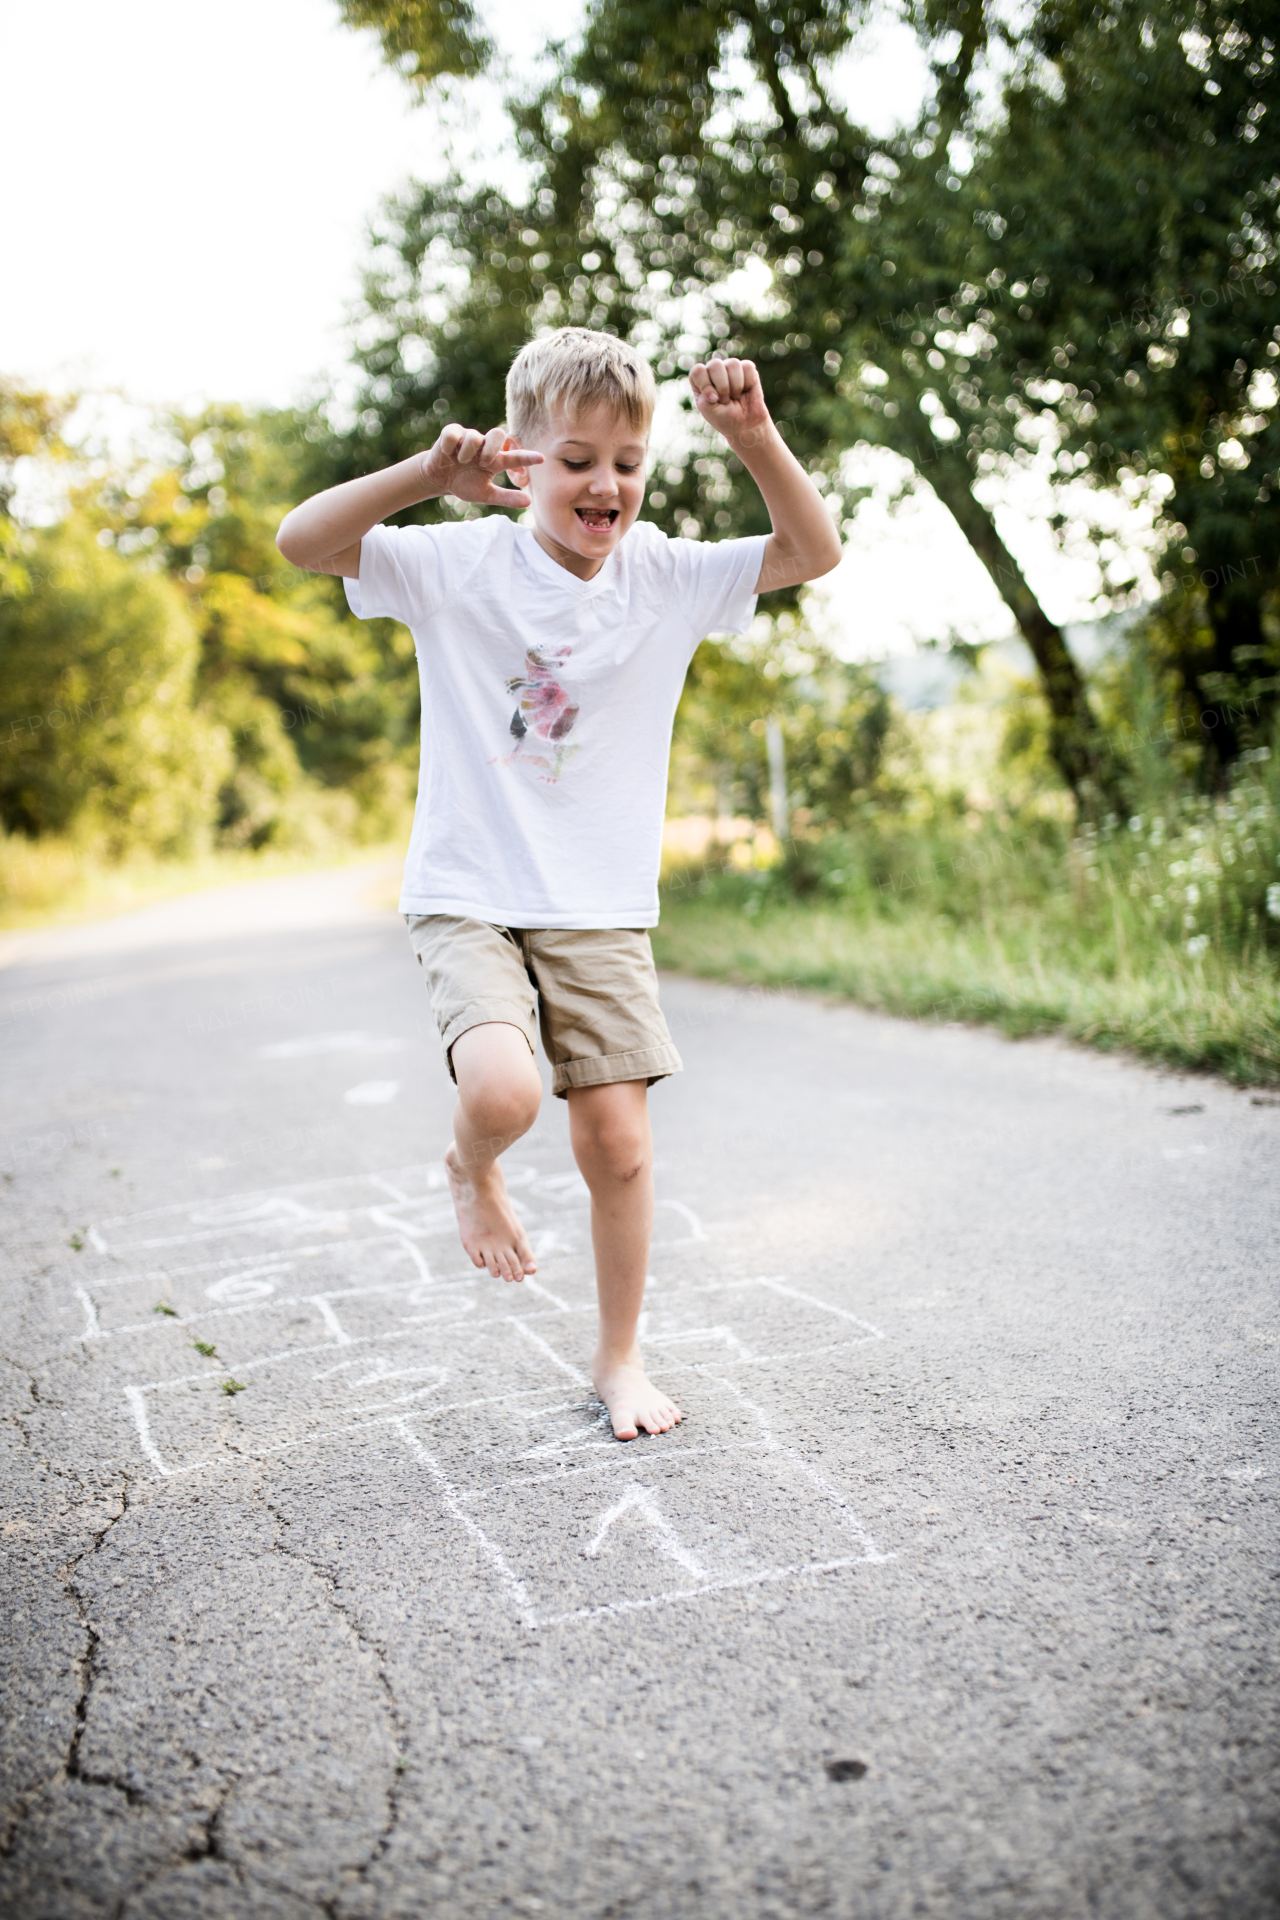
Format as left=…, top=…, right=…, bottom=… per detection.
left=654, top=792, right=1280, bottom=1086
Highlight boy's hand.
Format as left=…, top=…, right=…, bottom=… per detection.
left=424, top=425, right=544, bottom=510
left=688, top=358, right=772, bottom=448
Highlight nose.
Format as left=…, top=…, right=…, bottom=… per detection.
left=587, top=468, right=617, bottom=494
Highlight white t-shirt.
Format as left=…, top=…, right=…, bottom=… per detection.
left=344, top=515, right=767, bottom=927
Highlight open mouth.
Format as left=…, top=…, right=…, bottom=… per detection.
left=574, top=508, right=620, bottom=532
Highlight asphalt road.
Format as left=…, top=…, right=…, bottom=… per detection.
left=1, top=862, right=1277, bottom=1920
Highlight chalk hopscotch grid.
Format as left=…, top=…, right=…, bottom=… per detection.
left=79, top=1161, right=895, bottom=1625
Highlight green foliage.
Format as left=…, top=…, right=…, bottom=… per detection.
left=338, top=0, right=1278, bottom=802
left=0, top=387, right=420, bottom=872
left=0, top=379, right=74, bottom=597
left=337, top=0, right=491, bottom=86
left=940, top=0, right=1280, bottom=775
left=657, top=762, right=1280, bottom=1083
left=671, top=634, right=895, bottom=828
left=86, top=405, right=420, bottom=845
left=0, top=524, right=230, bottom=857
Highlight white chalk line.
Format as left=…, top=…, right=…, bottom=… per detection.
left=122, top=1389, right=499, bottom=1480
left=507, top=1317, right=590, bottom=1385
left=460, top=1437, right=775, bottom=1500
left=655, top=1199, right=707, bottom=1242
left=393, top=1420, right=887, bottom=1632
left=583, top=1481, right=710, bottom=1578
left=81, top=1258, right=481, bottom=1339
left=536, top=1551, right=887, bottom=1629
left=86, top=1158, right=596, bottom=1258
left=692, top=1367, right=893, bottom=1565
left=89, top=1162, right=445, bottom=1234
left=103, top=1167, right=894, bottom=1624
left=395, top=1419, right=537, bottom=1627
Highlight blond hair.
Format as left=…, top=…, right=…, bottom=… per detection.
left=506, top=328, right=656, bottom=444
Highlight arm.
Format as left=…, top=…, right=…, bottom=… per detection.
left=275, top=426, right=544, bottom=577
left=688, top=360, right=842, bottom=592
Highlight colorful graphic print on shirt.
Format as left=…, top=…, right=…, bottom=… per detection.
left=495, top=643, right=581, bottom=784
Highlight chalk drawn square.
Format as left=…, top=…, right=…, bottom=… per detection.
left=396, top=1374, right=889, bottom=1627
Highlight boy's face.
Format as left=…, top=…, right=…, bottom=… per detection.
left=516, top=401, right=648, bottom=578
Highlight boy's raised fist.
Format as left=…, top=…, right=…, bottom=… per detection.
left=688, top=357, right=771, bottom=445
left=424, top=424, right=544, bottom=510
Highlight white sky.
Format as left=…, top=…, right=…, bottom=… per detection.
left=4, top=0, right=1144, bottom=657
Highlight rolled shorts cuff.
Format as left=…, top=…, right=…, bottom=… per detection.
left=551, top=1043, right=683, bottom=1099
left=440, top=1000, right=537, bottom=1081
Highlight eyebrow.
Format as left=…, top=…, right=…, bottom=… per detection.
left=556, top=438, right=647, bottom=455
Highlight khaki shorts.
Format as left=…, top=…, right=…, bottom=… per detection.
left=405, top=915, right=683, bottom=1099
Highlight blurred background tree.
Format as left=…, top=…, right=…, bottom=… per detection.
left=340, top=0, right=1277, bottom=813
left=0, top=390, right=419, bottom=861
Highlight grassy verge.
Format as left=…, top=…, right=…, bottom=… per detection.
left=0, top=831, right=406, bottom=933
left=654, top=794, right=1280, bottom=1086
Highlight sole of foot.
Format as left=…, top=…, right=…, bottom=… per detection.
left=444, top=1143, right=537, bottom=1284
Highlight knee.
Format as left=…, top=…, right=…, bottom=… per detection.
left=577, top=1117, right=650, bottom=1186
left=463, top=1073, right=541, bottom=1146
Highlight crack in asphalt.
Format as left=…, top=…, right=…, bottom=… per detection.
left=0, top=1351, right=40, bottom=1453
left=64, top=1474, right=132, bottom=1797
left=266, top=1499, right=408, bottom=1912
left=0, top=1474, right=138, bottom=1862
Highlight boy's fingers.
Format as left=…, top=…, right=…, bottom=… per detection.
left=500, top=435, right=544, bottom=469
left=487, top=481, right=530, bottom=509
left=688, top=364, right=711, bottom=395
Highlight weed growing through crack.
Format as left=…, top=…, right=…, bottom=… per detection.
left=153, top=1301, right=178, bottom=1317
left=68, top=1232, right=84, bottom=1251
left=221, top=1378, right=247, bottom=1396
left=192, top=1340, right=219, bottom=1359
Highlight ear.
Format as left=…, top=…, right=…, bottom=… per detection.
left=502, top=435, right=531, bottom=491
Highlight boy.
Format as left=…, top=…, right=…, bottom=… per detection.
left=277, top=329, right=840, bottom=1439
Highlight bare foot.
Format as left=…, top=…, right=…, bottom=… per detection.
left=445, top=1143, right=537, bottom=1284
left=592, top=1348, right=682, bottom=1440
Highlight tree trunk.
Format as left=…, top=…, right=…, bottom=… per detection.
left=1195, top=579, right=1270, bottom=783
left=926, top=449, right=1125, bottom=815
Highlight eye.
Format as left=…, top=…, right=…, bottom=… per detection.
left=617, top=462, right=641, bottom=474
left=562, top=459, right=591, bottom=471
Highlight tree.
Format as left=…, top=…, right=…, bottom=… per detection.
left=84, top=406, right=421, bottom=844
left=337, top=0, right=1126, bottom=809
left=942, top=0, right=1279, bottom=778
left=340, top=0, right=1277, bottom=803
left=0, top=524, right=230, bottom=856
left=0, top=380, right=73, bottom=597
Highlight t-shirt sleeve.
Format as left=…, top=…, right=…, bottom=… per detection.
left=342, top=522, right=456, bottom=626
left=662, top=529, right=770, bottom=646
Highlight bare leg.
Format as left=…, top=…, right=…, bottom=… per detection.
left=445, top=1023, right=542, bottom=1283
left=568, top=1080, right=681, bottom=1440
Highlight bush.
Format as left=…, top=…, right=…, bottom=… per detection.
left=0, top=526, right=231, bottom=857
